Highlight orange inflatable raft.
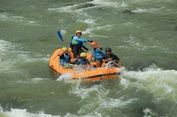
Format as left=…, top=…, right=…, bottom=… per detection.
left=49, top=48, right=123, bottom=82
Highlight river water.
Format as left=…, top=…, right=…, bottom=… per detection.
left=0, top=0, right=177, bottom=117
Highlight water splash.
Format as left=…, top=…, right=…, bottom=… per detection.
left=0, top=40, right=16, bottom=72
left=143, top=108, right=158, bottom=117
left=57, top=73, right=73, bottom=81
left=121, top=64, right=177, bottom=102
left=0, top=107, right=60, bottom=117
left=0, top=13, right=37, bottom=25
left=0, top=39, right=48, bottom=74
left=89, top=0, right=128, bottom=8
left=0, top=39, right=14, bottom=52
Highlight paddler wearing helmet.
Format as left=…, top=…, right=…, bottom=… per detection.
left=90, top=41, right=106, bottom=67
left=59, top=47, right=74, bottom=66
left=75, top=52, right=89, bottom=65
left=104, top=47, right=120, bottom=64
left=70, top=30, right=90, bottom=58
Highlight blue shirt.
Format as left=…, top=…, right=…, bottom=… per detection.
left=91, top=48, right=105, bottom=61
left=71, top=35, right=87, bottom=46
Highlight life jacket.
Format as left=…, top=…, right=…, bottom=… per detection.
left=91, top=48, right=105, bottom=61
left=71, top=36, right=78, bottom=45
left=75, top=57, right=89, bottom=65
left=58, top=48, right=74, bottom=63
left=60, top=53, right=70, bottom=63
left=70, top=35, right=84, bottom=48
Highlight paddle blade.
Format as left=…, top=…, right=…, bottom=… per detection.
left=57, top=31, right=63, bottom=41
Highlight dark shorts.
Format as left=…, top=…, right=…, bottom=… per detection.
left=71, top=45, right=84, bottom=58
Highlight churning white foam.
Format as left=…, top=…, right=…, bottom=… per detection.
left=132, top=7, right=165, bottom=14
left=0, top=107, right=103, bottom=117
left=0, top=107, right=60, bottom=117
left=89, top=0, right=128, bottom=8
left=0, top=13, right=24, bottom=22
left=0, top=39, right=14, bottom=52
left=69, top=80, right=137, bottom=116
left=100, top=98, right=137, bottom=109
left=0, top=13, right=37, bottom=25
left=143, top=108, right=159, bottom=117
left=57, top=73, right=74, bottom=84
left=120, top=64, right=177, bottom=101
left=0, top=40, right=16, bottom=71
left=0, top=39, right=48, bottom=72
left=71, top=84, right=107, bottom=100
left=48, top=5, right=75, bottom=13
left=82, top=25, right=113, bottom=38
left=78, top=18, right=96, bottom=26
left=124, top=35, right=160, bottom=51
left=47, top=3, right=94, bottom=13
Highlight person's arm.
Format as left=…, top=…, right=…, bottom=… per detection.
left=112, top=54, right=120, bottom=63
left=103, top=56, right=112, bottom=63
left=114, top=54, right=120, bottom=61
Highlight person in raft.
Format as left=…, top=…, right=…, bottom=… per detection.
left=70, top=30, right=91, bottom=58
left=103, top=47, right=120, bottom=67
left=90, top=41, right=105, bottom=67
left=59, top=47, right=74, bottom=66
left=75, top=52, right=89, bottom=65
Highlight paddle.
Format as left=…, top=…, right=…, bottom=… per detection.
left=82, top=45, right=89, bottom=51
left=57, top=31, right=64, bottom=42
